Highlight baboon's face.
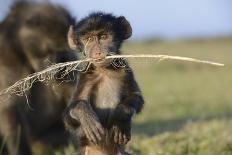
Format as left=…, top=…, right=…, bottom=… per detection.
left=67, top=12, right=132, bottom=67
left=17, top=5, right=72, bottom=68
left=79, top=30, right=113, bottom=60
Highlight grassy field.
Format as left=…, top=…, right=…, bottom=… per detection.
left=122, top=38, right=232, bottom=155
left=40, top=38, right=232, bottom=155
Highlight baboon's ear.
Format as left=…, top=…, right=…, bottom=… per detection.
left=115, top=16, right=132, bottom=40
left=67, top=25, right=78, bottom=50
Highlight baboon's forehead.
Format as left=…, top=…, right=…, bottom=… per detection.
left=74, top=12, right=120, bottom=39
left=76, top=23, right=113, bottom=36
left=79, top=29, right=111, bottom=37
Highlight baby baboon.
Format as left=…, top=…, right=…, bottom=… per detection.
left=0, top=1, right=76, bottom=155
left=64, top=12, right=144, bottom=155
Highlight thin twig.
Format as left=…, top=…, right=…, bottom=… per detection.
left=0, top=54, right=224, bottom=97
left=107, top=54, right=225, bottom=66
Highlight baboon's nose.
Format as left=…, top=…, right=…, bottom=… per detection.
left=93, top=51, right=105, bottom=59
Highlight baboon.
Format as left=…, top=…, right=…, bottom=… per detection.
left=0, top=1, right=77, bottom=155
left=64, top=12, right=144, bottom=155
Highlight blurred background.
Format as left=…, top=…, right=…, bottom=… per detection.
left=1, top=0, right=232, bottom=40
left=1, top=0, right=232, bottom=155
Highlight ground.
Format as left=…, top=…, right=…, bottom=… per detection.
left=34, top=38, right=232, bottom=155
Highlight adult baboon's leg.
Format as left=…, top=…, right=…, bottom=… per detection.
left=0, top=99, right=32, bottom=155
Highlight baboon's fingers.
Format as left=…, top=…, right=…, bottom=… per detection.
left=123, top=134, right=128, bottom=144
left=118, top=132, right=124, bottom=145
left=114, top=126, right=119, bottom=144
left=83, top=127, right=92, bottom=142
left=86, top=126, right=97, bottom=144
left=95, top=121, right=105, bottom=135
left=90, top=123, right=101, bottom=141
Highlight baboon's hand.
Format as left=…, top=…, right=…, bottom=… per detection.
left=69, top=102, right=105, bottom=144
left=80, top=113, right=105, bottom=144
left=111, top=123, right=131, bottom=145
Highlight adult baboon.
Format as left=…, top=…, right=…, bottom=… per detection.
left=0, top=1, right=76, bottom=155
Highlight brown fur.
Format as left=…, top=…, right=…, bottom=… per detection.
left=0, top=2, right=76, bottom=155
left=64, top=12, right=144, bottom=155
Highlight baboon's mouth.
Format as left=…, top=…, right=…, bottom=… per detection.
left=94, top=58, right=106, bottom=63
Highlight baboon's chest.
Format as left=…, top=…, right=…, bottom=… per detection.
left=95, top=75, right=122, bottom=109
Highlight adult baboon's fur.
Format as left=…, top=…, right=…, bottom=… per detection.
left=0, top=1, right=76, bottom=155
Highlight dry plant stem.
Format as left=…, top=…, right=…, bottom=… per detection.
left=0, top=54, right=225, bottom=97
left=107, top=54, right=225, bottom=67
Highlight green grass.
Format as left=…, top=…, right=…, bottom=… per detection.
left=124, top=38, right=232, bottom=155
left=37, top=38, right=232, bottom=155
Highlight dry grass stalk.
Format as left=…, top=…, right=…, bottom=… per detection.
left=0, top=54, right=224, bottom=96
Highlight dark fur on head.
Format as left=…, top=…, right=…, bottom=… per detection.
left=69, top=12, right=132, bottom=54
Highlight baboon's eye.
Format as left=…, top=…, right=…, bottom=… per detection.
left=100, top=34, right=108, bottom=40
left=87, top=36, right=94, bottom=42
